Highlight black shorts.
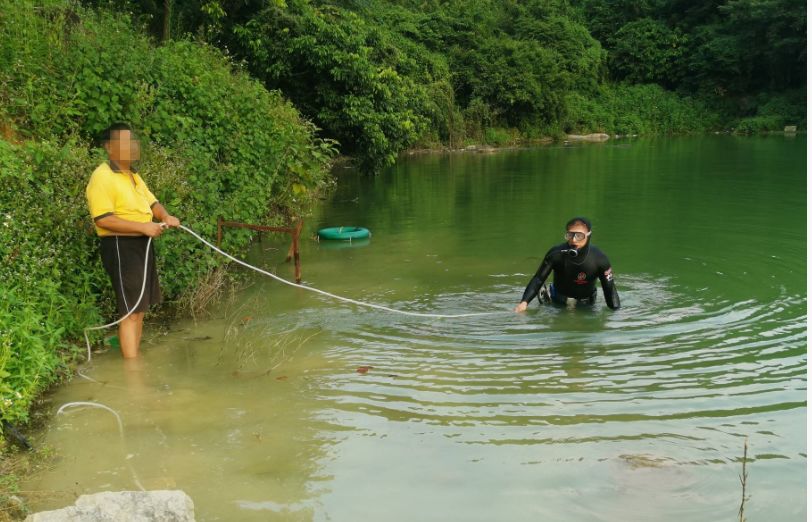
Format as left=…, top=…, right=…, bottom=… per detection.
left=100, top=236, right=162, bottom=316
left=541, top=284, right=596, bottom=306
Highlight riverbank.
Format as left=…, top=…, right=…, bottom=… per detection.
left=11, top=136, right=806, bottom=520
left=0, top=1, right=336, bottom=450
left=402, top=124, right=807, bottom=159
left=0, top=398, right=57, bottom=521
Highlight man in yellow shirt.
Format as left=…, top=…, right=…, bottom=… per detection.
left=86, top=123, right=180, bottom=358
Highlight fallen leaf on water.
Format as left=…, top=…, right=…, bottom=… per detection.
left=183, top=335, right=212, bottom=341
left=356, top=366, right=373, bottom=374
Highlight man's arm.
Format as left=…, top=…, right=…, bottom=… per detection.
left=150, top=202, right=180, bottom=227
left=598, top=266, right=620, bottom=309
left=95, top=215, right=165, bottom=237
left=515, top=258, right=553, bottom=312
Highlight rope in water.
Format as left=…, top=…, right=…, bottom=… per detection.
left=71, top=225, right=510, bottom=489
left=179, top=224, right=506, bottom=318
left=82, top=225, right=505, bottom=361
left=56, top=401, right=145, bottom=491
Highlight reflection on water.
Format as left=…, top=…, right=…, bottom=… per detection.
left=27, top=137, right=805, bottom=521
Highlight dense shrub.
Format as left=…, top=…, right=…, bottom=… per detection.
left=752, top=89, right=806, bottom=128
left=733, top=116, right=784, bottom=134
left=0, top=0, right=335, bottom=429
left=563, top=84, right=718, bottom=135
left=0, top=280, right=71, bottom=424
left=0, top=139, right=104, bottom=425
left=715, top=88, right=805, bottom=133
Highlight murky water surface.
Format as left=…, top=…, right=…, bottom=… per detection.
left=27, top=136, right=806, bottom=520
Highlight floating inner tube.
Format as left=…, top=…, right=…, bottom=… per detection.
left=317, top=226, right=371, bottom=241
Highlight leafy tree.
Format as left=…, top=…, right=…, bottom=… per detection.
left=229, top=1, right=431, bottom=172
left=607, top=18, right=687, bottom=87
left=77, top=0, right=806, bottom=152
left=578, top=0, right=805, bottom=97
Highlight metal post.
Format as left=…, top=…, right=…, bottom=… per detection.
left=219, top=217, right=303, bottom=281
left=293, top=219, right=303, bottom=283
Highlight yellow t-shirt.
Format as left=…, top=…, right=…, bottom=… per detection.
left=86, top=162, right=158, bottom=237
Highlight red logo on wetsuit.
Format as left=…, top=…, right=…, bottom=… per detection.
left=575, top=272, right=588, bottom=285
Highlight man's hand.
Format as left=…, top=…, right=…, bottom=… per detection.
left=141, top=222, right=165, bottom=238
left=163, top=215, right=181, bottom=228
left=514, top=301, right=528, bottom=313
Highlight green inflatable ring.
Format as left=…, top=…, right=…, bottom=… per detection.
left=317, top=226, right=371, bottom=241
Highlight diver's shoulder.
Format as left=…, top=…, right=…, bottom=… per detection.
left=544, top=242, right=567, bottom=259
left=588, top=245, right=611, bottom=261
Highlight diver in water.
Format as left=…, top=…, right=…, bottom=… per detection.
left=515, top=217, right=620, bottom=312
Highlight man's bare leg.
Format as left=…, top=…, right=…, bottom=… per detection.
left=119, top=312, right=144, bottom=359
left=136, top=312, right=144, bottom=348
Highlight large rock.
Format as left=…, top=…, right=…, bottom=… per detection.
left=25, top=490, right=194, bottom=522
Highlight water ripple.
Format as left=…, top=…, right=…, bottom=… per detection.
left=282, top=274, right=808, bottom=450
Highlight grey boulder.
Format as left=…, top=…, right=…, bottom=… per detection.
left=25, top=490, right=194, bottom=522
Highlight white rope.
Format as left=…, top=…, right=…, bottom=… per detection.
left=56, top=401, right=145, bottom=491
left=65, top=226, right=508, bottom=490
left=81, top=225, right=507, bottom=366
left=178, top=224, right=505, bottom=319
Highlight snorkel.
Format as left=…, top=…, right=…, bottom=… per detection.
left=561, top=217, right=592, bottom=258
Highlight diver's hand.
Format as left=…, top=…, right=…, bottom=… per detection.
left=514, top=301, right=528, bottom=313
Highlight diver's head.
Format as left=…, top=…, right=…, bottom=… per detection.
left=562, top=217, right=592, bottom=256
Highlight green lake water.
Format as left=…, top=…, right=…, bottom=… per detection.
left=26, top=136, right=806, bottom=520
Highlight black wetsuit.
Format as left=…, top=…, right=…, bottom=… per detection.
left=521, top=242, right=620, bottom=309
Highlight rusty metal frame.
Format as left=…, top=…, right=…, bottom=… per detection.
left=216, top=216, right=304, bottom=283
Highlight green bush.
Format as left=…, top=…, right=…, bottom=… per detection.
left=733, top=115, right=784, bottom=134
left=0, top=286, right=66, bottom=424
left=0, top=1, right=335, bottom=429
left=563, top=84, right=717, bottom=135
left=0, top=139, right=104, bottom=427
left=483, top=127, right=520, bottom=147
left=754, top=90, right=806, bottom=129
